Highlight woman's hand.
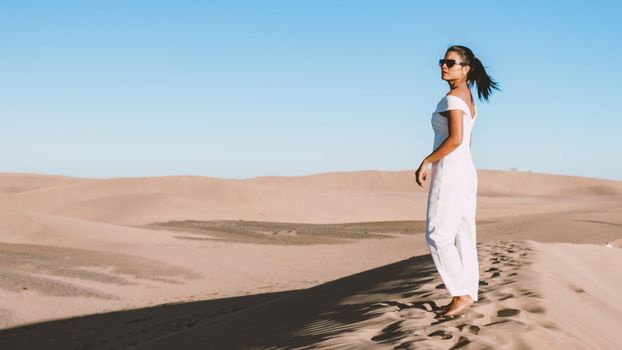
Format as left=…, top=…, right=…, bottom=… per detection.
left=415, top=160, right=430, bottom=188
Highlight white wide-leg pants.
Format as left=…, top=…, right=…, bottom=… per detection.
left=425, top=157, right=479, bottom=302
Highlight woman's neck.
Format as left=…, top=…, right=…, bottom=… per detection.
left=447, top=79, right=468, bottom=90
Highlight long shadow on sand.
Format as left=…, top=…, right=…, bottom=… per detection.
left=0, top=241, right=535, bottom=349
left=0, top=289, right=294, bottom=349
left=0, top=253, right=449, bottom=350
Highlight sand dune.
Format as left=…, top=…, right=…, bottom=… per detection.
left=2, top=169, right=621, bottom=227
left=1, top=173, right=422, bottom=225
left=0, top=173, right=93, bottom=194
left=127, top=240, right=622, bottom=350
left=1, top=239, right=620, bottom=349
left=0, top=169, right=621, bottom=348
left=246, top=169, right=622, bottom=196
left=475, top=170, right=622, bottom=196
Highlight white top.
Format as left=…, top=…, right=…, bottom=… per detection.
left=431, top=95, right=477, bottom=152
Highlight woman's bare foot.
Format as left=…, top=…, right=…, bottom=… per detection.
left=435, top=295, right=474, bottom=318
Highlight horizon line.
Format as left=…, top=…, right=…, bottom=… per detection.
left=0, top=168, right=620, bottom=183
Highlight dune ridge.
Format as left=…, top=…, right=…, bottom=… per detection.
left=2, top=170, right=621, bottom=227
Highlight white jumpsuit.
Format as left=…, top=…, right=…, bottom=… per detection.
left=425, top=95, right=479, bottom=302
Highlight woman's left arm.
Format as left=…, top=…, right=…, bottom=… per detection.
left=414, top=110, right=464, bottom=187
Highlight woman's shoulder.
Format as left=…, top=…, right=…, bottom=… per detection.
left=436, top=93, right=470, bottom=113
left=445, top=93, right=471, bottom=106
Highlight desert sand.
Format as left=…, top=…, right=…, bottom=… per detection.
left=0, top=169, right=621, bottom=349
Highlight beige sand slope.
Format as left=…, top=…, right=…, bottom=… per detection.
left=130, top=240, right=622, bottom=350
left=0, top=169, right=621, bottom=349
left=1, top=240, right=620, bottom=349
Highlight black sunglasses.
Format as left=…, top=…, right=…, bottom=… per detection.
left=439, top=59, right=468, bottom=68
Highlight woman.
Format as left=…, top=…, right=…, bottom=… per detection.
left=415, top=45, right=500, bottom=318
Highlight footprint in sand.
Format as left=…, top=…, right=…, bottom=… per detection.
left=497, top=308, right=520, bottom=317
left=304, top=240, right=558, bottom=350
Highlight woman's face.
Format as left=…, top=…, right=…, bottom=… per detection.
left=441, top=51, right=470, bottom=81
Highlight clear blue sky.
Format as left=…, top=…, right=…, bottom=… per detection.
left=1, top=0, right=620, bottom=180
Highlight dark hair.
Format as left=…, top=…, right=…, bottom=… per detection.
left=446, top=45, right=501, bottom=102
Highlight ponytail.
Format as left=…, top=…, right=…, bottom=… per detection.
left=447, top=45, right=501, bottom=102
